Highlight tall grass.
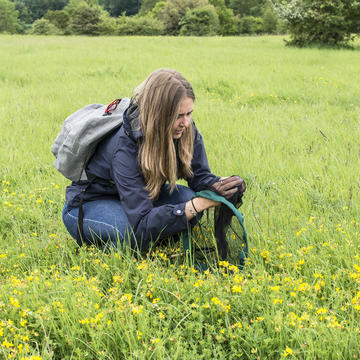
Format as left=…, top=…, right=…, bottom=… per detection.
left=0, top=35, right=360, bottom=359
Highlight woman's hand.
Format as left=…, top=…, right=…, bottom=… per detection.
left=184, top=176, right=246, bottom=220
left=185, top=197, right=219, bottom=220
left=211, top=176, right=246, bottom=199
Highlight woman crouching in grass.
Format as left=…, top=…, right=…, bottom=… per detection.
left=62, top=68, right=245, bottom=251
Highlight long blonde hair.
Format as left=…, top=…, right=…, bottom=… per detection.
left=133, top=69, right=195, bottom=200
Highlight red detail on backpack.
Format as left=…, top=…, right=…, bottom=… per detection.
left=105, top=99, right=121, bottom=114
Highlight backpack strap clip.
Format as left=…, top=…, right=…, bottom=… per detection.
left=104, top=99, right=122, bottom=115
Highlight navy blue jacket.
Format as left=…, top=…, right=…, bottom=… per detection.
left=65, top=104, right=219, bottom=242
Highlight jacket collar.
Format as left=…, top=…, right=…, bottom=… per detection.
left=123, top=102, right=143, bottom=141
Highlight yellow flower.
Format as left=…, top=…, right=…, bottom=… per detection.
left=10, top=297, right=20, bottom=308
left=232, top=285, right=242, bottom=293
left=211, top=297, right=221, bottom=305
left=158, top=252, right=168, bottom=261
left=296, top=258, right=305, bottom=270
left=282, top=347, right=293, bottom=357
left=2, top=340, right=14, bottom=348
left=219, top=261, right=229, bottom=268
left=231, top=322, right=242, bottom=328
left=112, top=275, right=123, bottom=284
left=229, top=265, right=239, bottom=273
left=120, top=294, right=133, bottom=303
left=137, top=261, right=147, bottom=270
left=317, top=308, right=327, bottom=314
left=91, top=313, right=103, bottom=324
left=132, top=305, right=143, bottom=315
left=260, top=249, right=271, bottom=262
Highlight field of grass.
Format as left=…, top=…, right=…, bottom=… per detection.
left=1, top=34, right=360, bottom=359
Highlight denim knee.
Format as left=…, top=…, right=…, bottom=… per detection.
left=62, top=201, right=133, bottom=249
left=62, top=203, right=79, bottom=242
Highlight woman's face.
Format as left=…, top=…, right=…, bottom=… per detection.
left=172, top=97, right=193, bottom=139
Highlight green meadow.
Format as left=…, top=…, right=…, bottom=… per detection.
left=0, top=35, right=360, bottom=359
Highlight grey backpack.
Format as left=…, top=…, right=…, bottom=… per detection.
left=51, top=98, right=131, bottom=181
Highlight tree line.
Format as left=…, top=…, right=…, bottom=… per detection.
left=0, top=0, right=359, bottom=47
left=0, top=0, right=284, bottom=37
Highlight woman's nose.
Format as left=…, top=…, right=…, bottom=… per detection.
left=183, top=115, right=191, bottom=127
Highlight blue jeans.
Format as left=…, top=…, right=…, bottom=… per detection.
left=62, top=185, right=197, bottom=251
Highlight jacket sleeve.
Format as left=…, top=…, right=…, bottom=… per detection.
left=110, top=131, right=189, bottom=248
left=186, top=125, right=219, bottom=191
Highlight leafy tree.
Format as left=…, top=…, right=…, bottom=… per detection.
left=262, top=2, right=277, bottom=33
left=157, top=0, right=208, bottom=35
left=238, top=15, right=263, bottom=34
left=13, top=1, right=31, bottom=24
left=97, top=13, right=117, bottom=34
left=31, top=17, right=62, bottom=34
left=151, top=0, right=165, bottom=18
left=0, top=0, right=20, bottom=33
left=139, top=0, right=160, bottom=14
left=117, top=13, right=164, bottom=35
left=272, top=0, right=360, bottom=47
left=68, top=5, right=101, bottom=34
left=64, top=0, right=97, bottom=15
left=47, top=0, right=70, bottom=10
left=12, top=0, right=69, bottom=22
left=100, top=0, right=142, bottom=16
left=179, top=4, right=219, bottom=35
left=347, top=1, right=360, bottom=33
left=228, top=0, right=266, bottom=17
left=209, top=0, right=237, bottom=35
left=44, top=9, right=70, bottom=29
